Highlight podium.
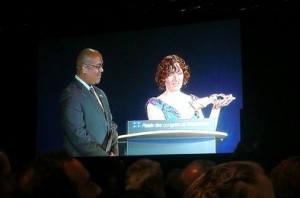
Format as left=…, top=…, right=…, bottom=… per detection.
left=118, top=119, right=228, bottom=155
left=118, top=130, right=227, bottom=155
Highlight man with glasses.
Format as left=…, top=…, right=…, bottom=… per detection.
left=60, top=48, right=119, bottom=156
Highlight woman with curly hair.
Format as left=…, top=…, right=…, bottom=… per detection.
left=146, top=54, right=235, bottom=121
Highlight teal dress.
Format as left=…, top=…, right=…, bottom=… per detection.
left=146, top=94, right=200, bottom=120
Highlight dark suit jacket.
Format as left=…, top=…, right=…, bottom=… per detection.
left=60, top=79, right=118, bottom=156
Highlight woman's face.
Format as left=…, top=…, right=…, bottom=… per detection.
left=164, top=63, right=184, bottom=92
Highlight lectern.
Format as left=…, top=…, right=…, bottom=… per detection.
left=118, top=119, right=228, bottom=155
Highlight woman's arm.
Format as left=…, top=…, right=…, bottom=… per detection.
left=147, top=103, right=166, bottom=120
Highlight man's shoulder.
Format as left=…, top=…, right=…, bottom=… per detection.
left=65, top=80, right=84, bottom=91
left=60, top=80, right=86, bottom=101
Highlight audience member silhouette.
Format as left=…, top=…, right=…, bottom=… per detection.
left=120, top=158, right=165, bottom=198
left=0, top=150, right=13, bottom=198
left=101, top=159, right=126, bottom=198
left=181, top=159, right=216, bottom=194
left=270, top=155, right=300, bottom=198
left=165, top=168, right=184, bottom=198
left=15, top=150, right=102, bottom=198
left=184, top=160, right=275, bottom=198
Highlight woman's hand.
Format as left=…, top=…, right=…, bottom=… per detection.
left=212, top=94, right=235, bottom=109
left=192, top=96, right=215, bottom=110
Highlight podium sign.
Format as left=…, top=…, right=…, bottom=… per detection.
left=127, top=119, right=216, bottom=133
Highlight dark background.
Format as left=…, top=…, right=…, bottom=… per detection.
left=1, top=0, right=299, bottom=174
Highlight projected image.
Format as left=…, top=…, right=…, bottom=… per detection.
left=37, top=19, right=242, bottom=156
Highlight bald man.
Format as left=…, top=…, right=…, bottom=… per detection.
left=181, top=159, right=215, bottom=193
left=60, top=48, right=118, bottom=156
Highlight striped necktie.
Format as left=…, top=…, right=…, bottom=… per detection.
left=90, top=86, right=104, bottom=110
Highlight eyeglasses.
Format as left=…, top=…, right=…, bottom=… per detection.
left=84, top=63, right=103, bottom=70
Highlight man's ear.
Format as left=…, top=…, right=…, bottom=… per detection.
left=83, top=66, right=87, bottom=73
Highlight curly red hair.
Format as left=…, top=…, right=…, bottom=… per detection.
left=155, top=55, right=190, bottom=90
